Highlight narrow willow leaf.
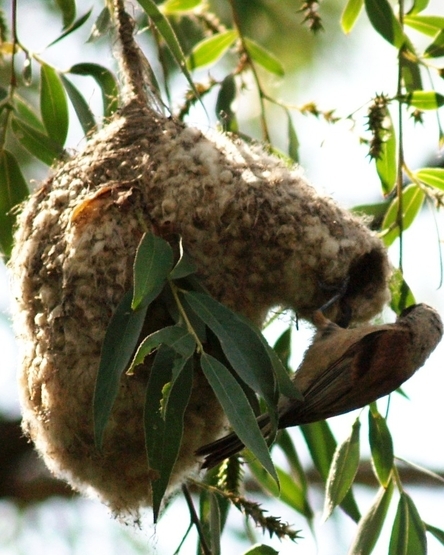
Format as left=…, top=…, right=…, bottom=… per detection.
left=136, top=0, right=204, bottom=110
left=415, top=168, right=444, bottom=191
left=128, top=325, right=195, bottom=373
left=242, top=545, right=279, bottom=555
left=144, top=347, right=193, bottom=521
left=381, top=184, right=425, bottom=246
left=60, top=75, right=96, bottom=135
left=341, top=0, right=364, bottom=33
left=389, top=493, right=427, bottom=555
left=404, top=15, right=444, bottom=37
left=364, top=0, right=406, bottom=48
left=0, top=150, right=29, bottom=258
left=375, top=113, right=397, bottom=195
left=249, top=458, right=312, bottom=518
left=401, top=55, right=422, bottom=93
left=369, top=406, right=393, bottom=486
left=323, top=419, right=361, bottom=521
left=216, top=74, right=237, bottom=131
left=244, top=38, right=285, bottom=77
left=132, top=232, right=174, bottom=309
left=183, top=291, right=280, bottom=411
left=407, top=90, right=444, bottom=109
left=13, top=96, right=45, bottom=131
left=162, top=0, right=201, bottom=12
left=273, top=328, right=292, bottom=368
left=187, top=30, right=238, bottom=70
left=40, top=64, right=69, bottom=146
left=68, top=63, right=119, bottom=118
left=424, top=29, right=444, bottom=58
left=11, top=117, right=64, bottom=166
left=301, top=421, right=361, bottom=522
left=407, top=0, right=429, bottom=15
left=425, top=523, right=444, bottom=546
left=389, top=268, right=416, bottom=315
left=348, top=479, right=394, bottom=555
left=200, top=353, right=278, bottom=485
left=54, top=0, right=76, bottom=29
left=93, top=290, right=149, bottom=450
left=87, top=7, right=112, bottom=43
left=210, top=493, right=221, bottom=555
left=169, top=240, right=197, bottom=279
left=47, top=9, right=93, bottom=48
left=287, top=112, right=299, bottom=163
left=352, top=200, right=391, bottom=226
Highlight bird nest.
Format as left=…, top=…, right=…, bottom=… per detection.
left=9, top=2, right=391, bottom=520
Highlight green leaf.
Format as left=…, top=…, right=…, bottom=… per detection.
left=323, top=418, right=361, bottom=521
left=22, top=55, right=32, bottom=86
left=287, top=112, right=299, bottom=163
left=40, top=64, right=68, bottom=146
left=187, top=30, right=238, bottom=70
left=389, top=493, right=427, bottom=555
left=54, top=0, right=76, bottom=29
left=169, top=240, right=197, bottom=279
left=341, top=0, right=364, bottom=33
left=375, top=112, right=397, bottom=195
left=183, top=291, right=278, bottom=412
left=415, top=167, right=444, bottom=191
left=364, top=0, right=406, bottom=48
left=249, top=458, right=312, bottom=517
left=244, top=38, right=285, bottom=77
left=401, top=54, right=423, bottom=93
left=162, top=0, right=201, bottom=13
left=11, top=116, right=64, bottom=166
left=369, top=406, right=393, bottom=486
left=128, top=325, right=196, bottom=373
left=60, top=75, right=97, bottom=135
left=200, top=352, right=278, bottom=485
left=216, top=74, right=238, bottom=132
left=242, top=545, right=279, bottom=555
left=352, top=200, right=391, bottom=227
left=93, top=290, right=149, bottom=450
left=301, top=421, right=361, bottom=522
left=276, top=431, right=313, bottom=520
left=0, top=150, right=29, bottom=258
left=389, top=269, right=416, bottom=313
left=381, top=184, right=425, bottom=246
left=144, top=347, right=193, bottom=521
left=404, top=15, right=444, bottom=37
left=407, top=0, right=429, bottom=15
left=136, top=0, right=204, bottom=112
left=132, top=232, right=174, bottom=309
left=13, top=96, right=45, bottom=131
left=273, top=328, right=292, bottom=368
left=47, top=9, right=93, bottom=48
left=425, top=523, right=444, bottom=546
left=68, top=63, right=119, bottom=118
left=424, top=29, right=444, bottom=58
left=348, top=479, right=394, bottom=555
left=87, top=7, right=112, bottom=43
left=406, top=90, right=444, bottom=110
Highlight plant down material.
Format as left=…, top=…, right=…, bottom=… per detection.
left=9, top=1, right=390, bottom=519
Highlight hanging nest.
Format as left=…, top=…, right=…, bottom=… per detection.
left=9, top=1, right=391, bottom=519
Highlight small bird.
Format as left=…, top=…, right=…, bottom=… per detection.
left=196, top=303, right=443, bottom=469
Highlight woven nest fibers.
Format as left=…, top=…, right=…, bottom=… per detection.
left=10, top=98, right=390, bottom=517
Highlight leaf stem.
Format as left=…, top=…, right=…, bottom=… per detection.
left=169, top=281, right=204, bottom=353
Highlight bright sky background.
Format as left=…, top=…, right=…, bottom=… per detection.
left=1, top=0, right=444, bottom=553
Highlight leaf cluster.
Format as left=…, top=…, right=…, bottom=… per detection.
left=93, top=232, right=300, bottom=522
